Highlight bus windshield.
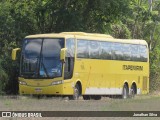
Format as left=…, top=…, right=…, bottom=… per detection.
left=20, top=38, right=64, bottom=79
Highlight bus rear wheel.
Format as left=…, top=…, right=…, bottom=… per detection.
left=130, top=85, right=136, bottom=98
left=69, top=84, right=80, bottom=100
left=122, top=84, right=129, bottom=99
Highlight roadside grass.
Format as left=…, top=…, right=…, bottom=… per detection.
left=102, top=93, right=160, bottom=111
left=0, top=92, right=160, bottom=111
left=1, top=94, right=160, bottom=120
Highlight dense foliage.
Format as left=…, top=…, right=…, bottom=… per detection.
left=0, top=0, right=160, bottom=94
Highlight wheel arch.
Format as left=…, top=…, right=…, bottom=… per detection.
left=121, top=81, right=129, bottom=99
left=75, top=80, right=82, bottom=95
left=123, top=81, right=129, bottom=93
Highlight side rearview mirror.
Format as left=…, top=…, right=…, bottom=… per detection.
left=12, top=48, right=21, bottom=60
left=60, top=48, right=67, bottom=62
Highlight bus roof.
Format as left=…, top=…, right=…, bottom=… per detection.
left=25, top=32, right=113, bottom=39
left=25, top=33, right=74, bottom=38
left=25, top=32, right=147, bottom=45
left=60, top=32, right=114, bottom=38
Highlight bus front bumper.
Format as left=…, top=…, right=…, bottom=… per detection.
left=19, top=83, right=73, bottom=95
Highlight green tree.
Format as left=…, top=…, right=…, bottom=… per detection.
left=0, top=0, right=160, bottom=94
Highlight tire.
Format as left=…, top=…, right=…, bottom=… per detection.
left=83, top=95, right=90, bottom=100
left=122, top=84, right=128, bottom=99
left=69, top=84, right=80, bottom=100
left=130, top=85, right=136, bottom=98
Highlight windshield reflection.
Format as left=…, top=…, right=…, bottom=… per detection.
left=20, top=38, right=64, bottom=79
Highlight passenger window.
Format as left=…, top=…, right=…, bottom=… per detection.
left=122, top=44, right=131, bottom=61
left=115, top=43, right=123, bottom=60
left=139, top=45, right=147, bottom=62
left=100, top=42, right=111, bottom=60
left=111, top=42, right=123, bottom=60
left=89, top=41, right=100, bottom=59
left=66, top=38, right=75, bottom=57
left=77, top=40, right=89, bottom=58
left=131, top=44, right=140, bottom=61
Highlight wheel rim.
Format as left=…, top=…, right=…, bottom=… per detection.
left=123, top=86, right=127, bottom=99
left=131, top=86, right=135, bottom=97
left=74, top=86, right=79, bottom=100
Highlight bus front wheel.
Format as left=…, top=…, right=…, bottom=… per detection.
left=69, top=84, right=80, bottom=100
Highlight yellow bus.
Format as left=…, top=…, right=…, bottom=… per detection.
left=12, top=32, right=149, bottom=100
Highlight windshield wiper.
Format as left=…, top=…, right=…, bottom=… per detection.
left=40, top=59, right=49, bottom=78
left=37, top=39, right=49, bottom=78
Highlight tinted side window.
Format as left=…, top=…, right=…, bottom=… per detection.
left=111, top=42, right=123, bottom=60
left=66, top=38, right=75, bottom=57
left=131, top=44, right=140, bottom=61
left=122, top=44, right=131, bottom=61
left=139, top=45, right=148, bottom=62
left=100, top=41, right=112, bottom=59
left=89, top=41, right=100, bottom=59
left=115, top=43, right=123, bottom=60
left=77, top=40, right=89, bottom=58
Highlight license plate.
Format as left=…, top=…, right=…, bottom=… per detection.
left=35, top=88, right=42, bottom=92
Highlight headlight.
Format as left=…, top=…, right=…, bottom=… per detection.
left=19, top=81, right=27, bottom=85
left=51, top=80, right=63, bottom=85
